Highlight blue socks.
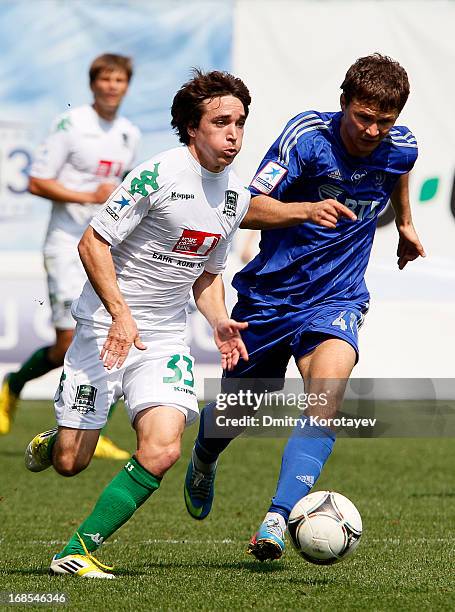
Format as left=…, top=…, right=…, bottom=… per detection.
left=269, top=420, right=335, bottom=522
left=194, top=401, right=234, bottom=464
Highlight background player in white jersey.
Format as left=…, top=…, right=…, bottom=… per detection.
left=0, top=54, right=140, bottom=458
left=24, top=69, right=251, bottom=578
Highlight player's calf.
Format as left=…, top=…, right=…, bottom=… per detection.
left=52, top=428, right=100, bottom=476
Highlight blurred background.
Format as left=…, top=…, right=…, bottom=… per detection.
left=0, top=0, right=453, bottom=399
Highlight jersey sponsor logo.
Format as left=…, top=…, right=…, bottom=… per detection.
left=96, top=159, right=124, bottom=178
left=128, top=164, right=160, bottom=198
left=223, top=190, right=238, bottom=217
left=172, top=229, right=221, bottom=256
left=251, top=161, right=287, bottom=194
left=71, top=384, right=97, bottom=414
left=345, top=198, right=382, bottom=220
left=170, top=191, right=195, bottom=201
left=104, top=187, right=132, bottom=222
left=318, top=184, right=382, bottom=221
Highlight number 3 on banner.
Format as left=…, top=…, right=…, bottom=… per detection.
left=163, top=354, right=194, bottom=387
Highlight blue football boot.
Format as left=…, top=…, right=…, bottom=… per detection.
left=247, top=518, right=285, bottom=561
left=184, top=450, right=217, bottom=520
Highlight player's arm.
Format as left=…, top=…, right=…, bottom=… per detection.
left=240, top=195, right=356, bottom=230
left=390, top=173, right=426, bottom=269
left=28, top=177, right=116, bottom=205
left=193, top=271, right=248, bottom=371
left=78, top=226, right=146, bottom=370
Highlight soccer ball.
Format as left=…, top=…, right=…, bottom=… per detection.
left=287, top=491, right=362, bottom=564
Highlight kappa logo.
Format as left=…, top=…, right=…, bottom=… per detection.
left=251, top=161, right=287, bottom=194
left=71, top=384, right=97, bottom=415
left=170, top=191, right=195, bottom=201
left=223, top=190, right=238, bottom=217
left=55, top=116, right=71, bottom=132
left=128, top=163, right=160, bottom=198
left=83, top=532, right=104, bottom=546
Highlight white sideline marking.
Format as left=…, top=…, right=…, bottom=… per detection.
left=19, top=537, right=455, bottom=546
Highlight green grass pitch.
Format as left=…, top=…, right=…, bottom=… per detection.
left=1, top=401, right=454, bottom=611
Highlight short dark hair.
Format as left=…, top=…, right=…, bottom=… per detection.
left=171, top=69, right=251, bottom=145
left=89, top=53, right=133, bottom=84
left=341, top=53, right=410, bottom=113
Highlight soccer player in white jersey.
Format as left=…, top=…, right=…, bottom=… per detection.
left=24, top=69, right=252, bottom=578
left=0, top=54, right=140, bottom=459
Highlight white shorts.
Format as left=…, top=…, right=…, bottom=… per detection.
left=44, top=250, right=86, bottom=329
left=54, top=323, right=199, bottom=429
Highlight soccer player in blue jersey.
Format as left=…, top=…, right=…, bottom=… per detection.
left=184, top=54, right=425, bottom=561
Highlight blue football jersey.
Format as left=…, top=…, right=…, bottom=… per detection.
left=233, top=111, right=418, bottom=308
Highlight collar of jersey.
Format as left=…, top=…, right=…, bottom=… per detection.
left=185, top=146, right=230, bottom=180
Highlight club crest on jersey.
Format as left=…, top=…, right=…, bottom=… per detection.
left=71, top=385, right=97, bottom=414
left=251, top=161, right=287, bottom=194
left=374, top=171, right=386, bottom=187
left=223, top=190, right=238, bottom=217
left=103, top=187, right=132, bottom=222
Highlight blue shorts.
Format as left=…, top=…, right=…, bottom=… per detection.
left=224, top=297, right=367, bottom=388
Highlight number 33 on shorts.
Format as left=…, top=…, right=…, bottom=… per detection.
left=163, top=354, right=194, bottom=388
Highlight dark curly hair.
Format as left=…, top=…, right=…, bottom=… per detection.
left=341, top=53, right=410, bottom=112
left=171, top=69, right=251, bottom=145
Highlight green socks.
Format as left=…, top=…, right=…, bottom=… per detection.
left=60, top=456, right=161, bottom=556
left=8, top=347, right=55, bottom=396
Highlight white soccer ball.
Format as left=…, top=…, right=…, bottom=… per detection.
left=288, top=491, right=362, bottom=564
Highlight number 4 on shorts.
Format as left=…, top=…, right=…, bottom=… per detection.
left=332, top=311, right=358, bottom=334
left=163, top=354, right=194, bottom=387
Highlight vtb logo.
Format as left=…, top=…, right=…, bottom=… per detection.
left=319, top=185, right=382, bottom=220
left=172, top=229, right=221, bottom=256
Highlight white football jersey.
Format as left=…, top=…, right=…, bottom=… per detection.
left=30, top=104, right=141, bottom=248
left=73, top=146, right=250, bottom=333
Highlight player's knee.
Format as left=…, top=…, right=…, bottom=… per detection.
left=137, top=442, right=181, bottom=476
left=53, top=450, right=90, bottom=477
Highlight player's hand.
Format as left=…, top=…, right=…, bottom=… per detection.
left=101, top=311, right=147, bottom=370
left=396, top=223, right=426, bottom=269
left=92, top=182, right=118, bottom=204
left=214, top=319, right=249, bottom=372
left=305, top=199, right=357, bottom=228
